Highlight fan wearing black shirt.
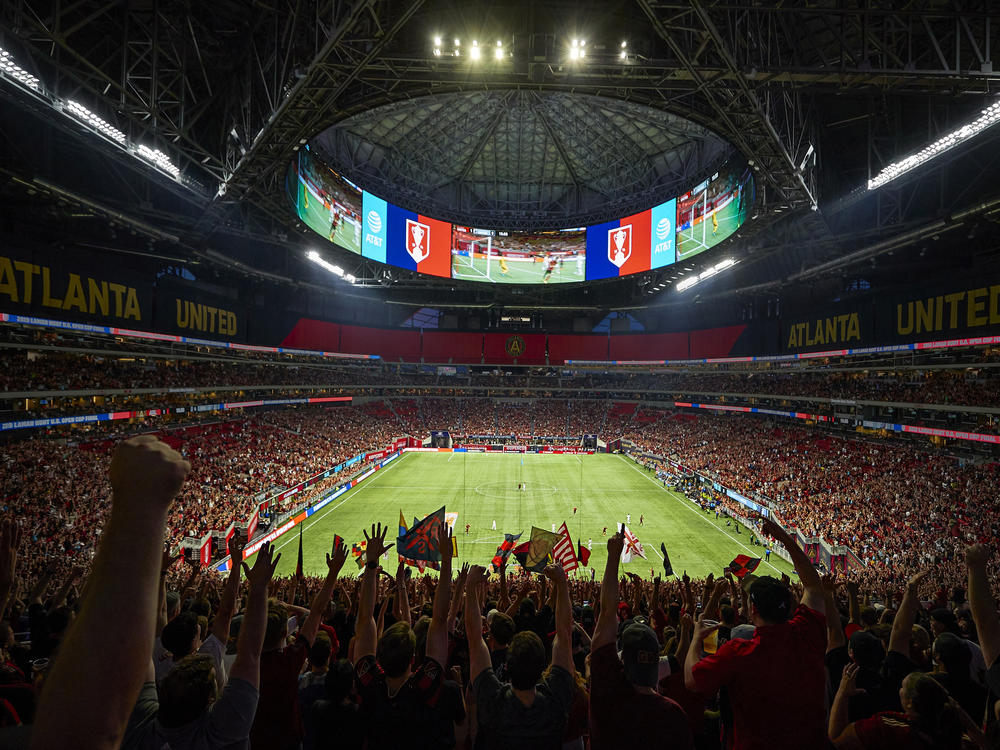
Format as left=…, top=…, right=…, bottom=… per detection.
left=465, top=564, right=574, bottom=750
left=354, top=521, right=456, bottom=750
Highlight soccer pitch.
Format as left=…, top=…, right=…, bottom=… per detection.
left=261, top=452, right=794, bottom=580
left=452, top=255, right=585, bottom=284
left=676, top=197, right=747, bottom=261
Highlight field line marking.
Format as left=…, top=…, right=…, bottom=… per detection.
left=270, top=452, right=413, bottom=556
left=615, top=454, right=782, bottom=575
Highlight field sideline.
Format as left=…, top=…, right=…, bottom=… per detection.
left=258, top=452, right=794, bottom=580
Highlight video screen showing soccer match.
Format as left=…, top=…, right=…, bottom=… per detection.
left=675, top=164, right=754, bottom=262
left=451, top=226, right=586, bottom=284
left=287, top=147, right=364, bottom=255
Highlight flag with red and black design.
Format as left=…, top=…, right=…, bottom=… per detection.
left=397, top=506, right=446, bottom=563
left=728, top=554, right=762, bottom=578
left=490, top=532, right=522, bottom=573
left=352, top=539, right=367, bottom=569
left=577, top=539, right=591, bottom=567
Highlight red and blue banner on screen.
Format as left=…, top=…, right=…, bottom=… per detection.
left=585, top=198, right=676, bottom=280
left=361, top=192, right=450, bottom=278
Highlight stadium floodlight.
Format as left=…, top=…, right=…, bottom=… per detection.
left=868, top=100, right=1000, bottom=190
left=0, top=46, right=40, bottom=91
left=676, top=258, right=736, bottom=292
left=494, top=44, right=504, bottom=61
left=676, top=277, right=698, bottom=292
left=621, top=41, right=627, bottom=48
left=136, top=144, right=180, bottom=178
left=305, top=250, right=352, bottom=281
left=434, top=48, right=442, bottom=56
left=344, top=273, right=357, bottom=283
left=454, top=38, right=460, bottom=45
left=470, top=41, right=481, bottom=60
left=66, top=101, right=127, bottom=144
left=434, top=36, right=442, bottom=46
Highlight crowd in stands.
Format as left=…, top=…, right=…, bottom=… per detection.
left=624, top=414, right=1000, bottom=591
left=1, top=439, right=999, bottom=749
left=5, top=347, right=1000, bottom=410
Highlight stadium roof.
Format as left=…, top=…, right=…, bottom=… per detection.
left=313, top=91, right=732, bottom=230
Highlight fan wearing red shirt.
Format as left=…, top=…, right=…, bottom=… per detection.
left=590, top=532, right=693, bottom=750
left=685, top=518, right=827, bottom=750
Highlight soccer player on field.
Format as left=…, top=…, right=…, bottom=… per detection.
left=499, top=256, right=509, bottom=275
left=712, top=210, right=719, bottom=236
left=542, top=256, right=556, bottom=284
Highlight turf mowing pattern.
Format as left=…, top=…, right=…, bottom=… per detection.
left=261, top=452, right=794, bottom=580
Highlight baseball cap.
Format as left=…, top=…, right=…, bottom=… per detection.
left=621, top=622, right=660, bottom=688
left=747, top=576, right=791, bottom=623
left=730, top=624, right=756, bottom=641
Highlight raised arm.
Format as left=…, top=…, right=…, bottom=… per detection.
left=355, top=523, right=393, bottom=660
left=846, top=580, right=861, bottom=626
left=32, top=435, right=189, bottom=750
left=426, top=521, right=453, bottom=666
left=545, top=564, right=574, bottom=673
left=229, top=542, right=280, bottom=688
left=448, top=562, right=469, bottom=631
left=888, top=570, right=929, bottom=658
left=211, top=535, right=245, bottom=644
left=592, top=533, right=625, bottom=650
left=498, top=560, right=510, bottom=611
left=0, top=521, right=23, bottom=620
left=762, top=517, right=824, bottom=614
left=395, top=560, right=412, bottom=627
left=300, top=537, right=348, bottom=646
left=823, top=575, right=846, bottom=653
left=966, top=545, right=1000, bottom=667
left=465, top=565, right=491, bottom=685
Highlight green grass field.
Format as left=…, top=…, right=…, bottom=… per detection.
left=452, top=255, right=586, bottom=284
left=258, top=452, right=793, bottom=580
left=676, top=193, right=749, bottom=260
left=296, top=178, right=363, bottom=254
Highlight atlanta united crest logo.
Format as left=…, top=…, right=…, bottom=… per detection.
left=608, top=224, right=632, bottom=268
left=406, top=219, right=430, bottom=263
left=505, top=335, right=526, bottom=358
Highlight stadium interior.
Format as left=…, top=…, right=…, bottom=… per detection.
left=2, top=1, right=1000, bottom=748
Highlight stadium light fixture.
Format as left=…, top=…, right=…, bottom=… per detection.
left=136, top=144, right=180, bottom=178
left=66, top=101, right=127, bottom=144
left=0, top=46, right=40, bottom=91
left=470, top=41, right=481, bottom=60
left=434, top=36, right=442, bottom=46
left=868, top=100, right=1000, bottom=190
left=495, top=41, right=504, bottom=60
left=676, top=258, right=736, bottom=292
left=306, top=249, right=356, bottom=282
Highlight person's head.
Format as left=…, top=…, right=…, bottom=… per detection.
left=746, top=577, right=791, bottom=625
left=157, top=654, right=217, bottom=728
left=376, top=621, right=415, bottom=678
left=165, top=591, right=181, bottom=620
left=262, top=602, right=288, bottom=652
left=621, top=623, right=660, bottom=689
left=848, top=630, right=885, bottom=670
left=0, top=621, right=13, bottom=650
left=859, top=606, right=878, bottom=629
left=309, top=633, right=333, bottom=671
left=161, top=611, right=201, bottom=660
left=720, top=604, right=737, bottom=627
left=933, top=633, right=971, bottom=678
left=189, top=597, right=211, bottom=619
left=899, top=671, right=962, bottom=750
left=929, top=608, right=958, bottom=638
left=325, top=659, right=355, bottom=705
left=488, top=613, right=515, bottom=649
left=506, top=631, right=546, bottom=690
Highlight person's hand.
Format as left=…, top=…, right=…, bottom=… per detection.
left=692, top=617, right=721, bottom=642
left=437, top=520, right=453, bottom=560
left=906, top=569, right=931, bottom=591
left=761, top=517, right=787, bottom=540
left=544, top=564, right=567, bottom=585
left=607, top=532, right=625, bottom=559
left=327, top=536, right=348, bottom=575
left=680, top=613, right=694, bottom=636
left=160, top=547, right=181, bottom=574
left=966, top=544, right=990, bottom=567
left=456, top=562, right=470, bottom=587
left=837, top=663, right=865, bottom=696
left=467, top=565, right=486, bottom=590
left=845, top=580, right=859, bottom=596
left=681, top=570, right=690, bottom=586
left=396, top=560, right=406, bottom=580
left=229, top=534, right=246, bottom=563
left=242, top=542, right=281, bottom=589
left=363, top=523, right=394, bottom=565
left=110, top=435, right=190, bottom=512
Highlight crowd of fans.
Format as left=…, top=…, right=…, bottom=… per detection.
left=5, top=346, right=1000, bottom=409
left=1, top=440, right=999, bottom=749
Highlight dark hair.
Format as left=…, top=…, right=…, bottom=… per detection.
left=507, top=631, right=546, bottom=690
left=161, top=612, right=200, bottom=659
left=309, top=633, right=332, bottom=669
left=377, top=621, right=415, bottom=678
left=189, top=597, right=211, bottom=619
left=489, top=613, right=515, bottom=647
left=720, top=605, right=737, bottom=626
left=859, top=607, right=878, bottom=628
left=263, top=603, right=288, bottom=652
left=325, top=659, right=355, bottom=704
left=748, top=577, right=791, bottom=624
left=157, top=654, right=217, bottom=728
left=902, top=672, right=962, bottom=750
